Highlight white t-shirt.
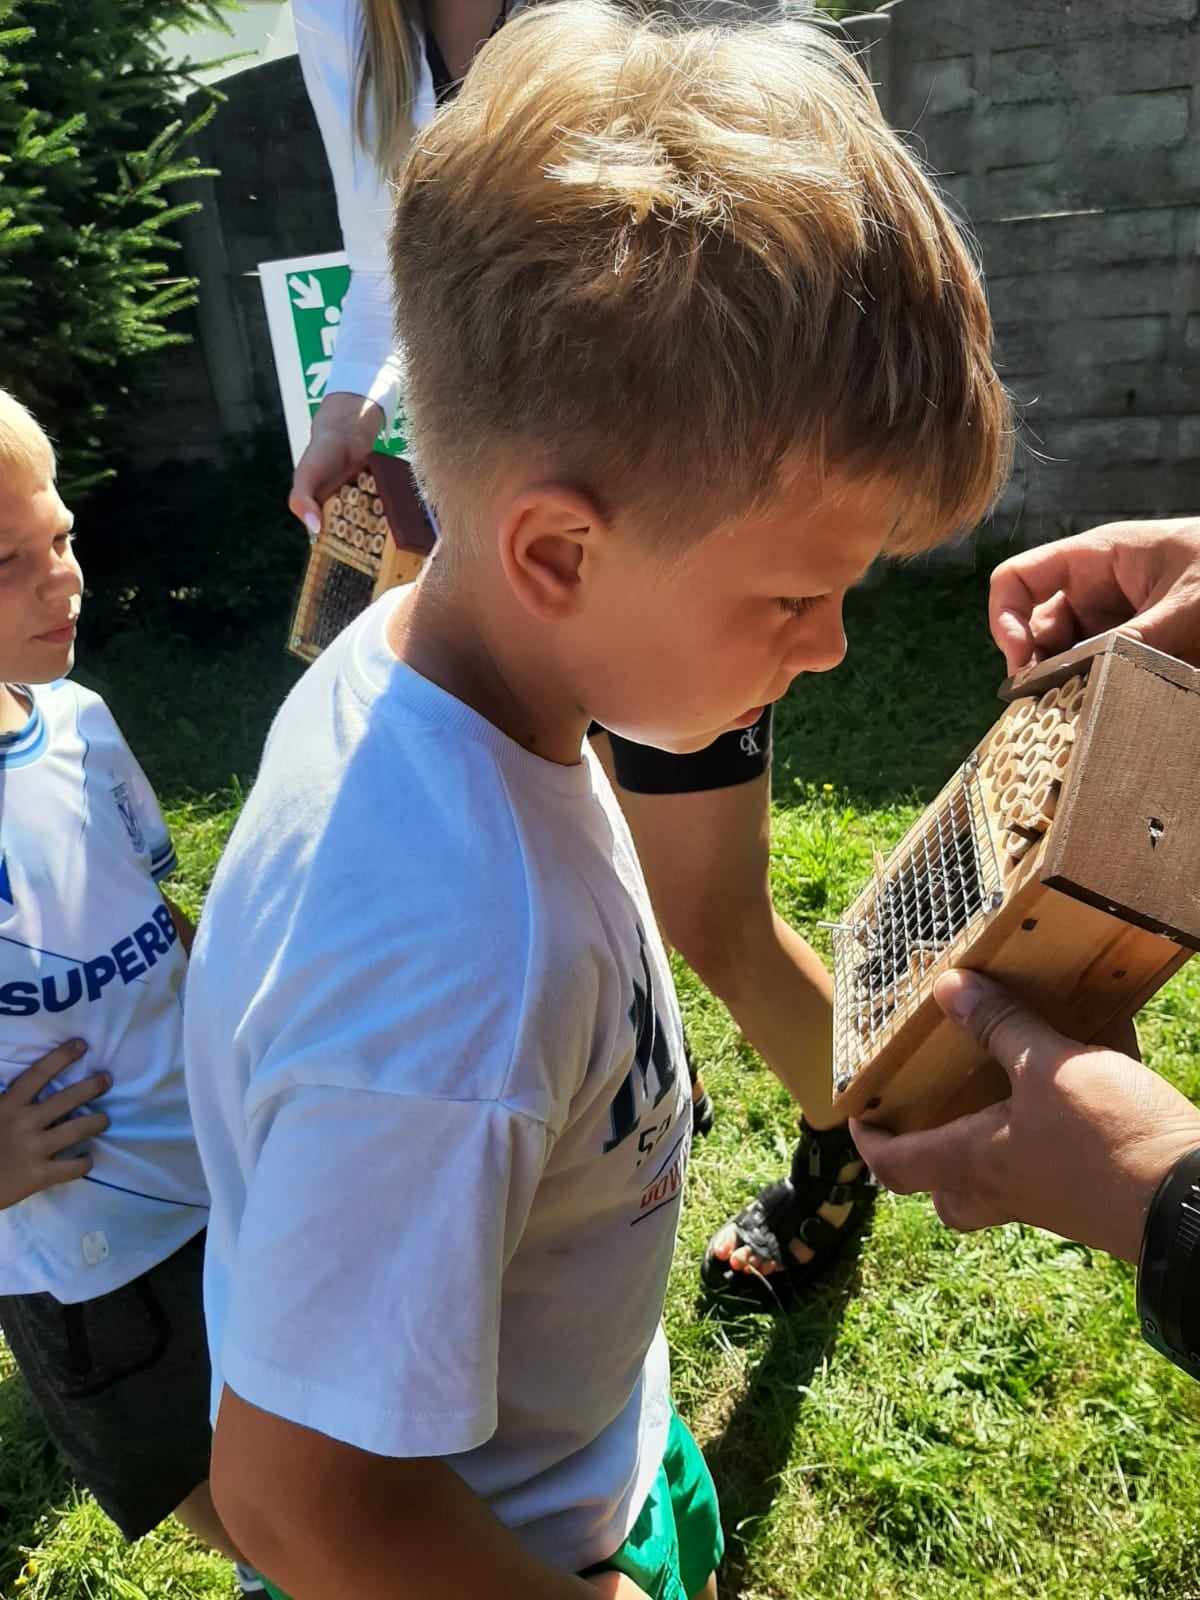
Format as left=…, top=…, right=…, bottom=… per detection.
left=0, top=681, right=208, bottom=1303
left=185, top=590, right=692, bottom=1575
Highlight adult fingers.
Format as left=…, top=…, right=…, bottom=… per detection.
left=934, top=970, right=1072, bottom=1084
left=931, top=1186, right=1012, bottom=1234
left=41, top=1110, right=109, bottom=1154
left=850, top=1112, right=990, bottom=1198
left=1026, top=590, right=1083, bottom=661
left=37, top=1070, right=111, bottom=1125
left=287, top=479, right=324, bottom=541
left=8, top=1040, right=87, bottom=1107
left=1118, top=581, right=1200, bottom=666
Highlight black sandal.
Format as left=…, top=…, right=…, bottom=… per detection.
left=701, top=1118, right=876, bottom=1309
left=687, top=1040, right=715, bottom=1140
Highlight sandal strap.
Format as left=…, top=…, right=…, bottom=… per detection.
left=790, top=1116, right=864, bottom=1188
left=796, top=1213, right=845, bottom=1254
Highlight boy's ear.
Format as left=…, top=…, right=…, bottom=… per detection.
left=497, top=484, right=604, bottom=622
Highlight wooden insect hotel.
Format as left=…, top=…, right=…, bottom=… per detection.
left=829, top=632, right=1200, bottom=1134
left=289, top=454, right=435, bottom=663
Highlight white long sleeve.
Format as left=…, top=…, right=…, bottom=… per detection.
left=291, top=0, right=435, bottom=425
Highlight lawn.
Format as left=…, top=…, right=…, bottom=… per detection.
left=3, top=554, right=1200, bottom=1599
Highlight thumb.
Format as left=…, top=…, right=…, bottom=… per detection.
left=1118, top=588, right=1200, bottom=667
left=934, top=969, right=1069, bottom=1084
left=287, top=485, right=323, bottom=541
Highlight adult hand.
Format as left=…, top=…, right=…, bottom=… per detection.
left=288, top=391, right=385, bottom=538
left=0, top=1040, right=111, bottom=1210
left=586, top=1573, right=652, bottom=1600
left=852, top=970, right=1200, bottom=1264
left=989, top=517, right=1200, bottom=673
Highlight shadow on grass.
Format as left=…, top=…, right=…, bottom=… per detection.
left=699, top=1219, right=873, bottom=1598
left=0, top=1368, right=73, bottom=1588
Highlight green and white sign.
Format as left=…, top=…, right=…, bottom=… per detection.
left=258, top=250, right=408, bottom=465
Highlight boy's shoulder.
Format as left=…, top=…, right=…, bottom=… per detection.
left=34, top=675, right=114, bottom=728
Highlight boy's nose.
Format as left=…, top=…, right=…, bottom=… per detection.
left=792, top=609, right=847, bottom=675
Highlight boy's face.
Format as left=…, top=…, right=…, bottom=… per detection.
left=0, top=474, right=81, bottom=685
left=574, top=465, right=898, bottom=754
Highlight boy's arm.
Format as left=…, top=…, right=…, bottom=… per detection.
left=162, top=892, right=194, bottom=955
left=212, top=1387, right=644, bottom=1600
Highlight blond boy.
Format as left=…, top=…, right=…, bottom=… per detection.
left=0, top=393, right=263, bottom=1588
left=185, top=7, right=1011, bottom=1598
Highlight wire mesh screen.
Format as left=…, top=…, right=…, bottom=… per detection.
left=290, top=546, right=377, bottom=662
left=829, top=761, right=1003, bottom=1090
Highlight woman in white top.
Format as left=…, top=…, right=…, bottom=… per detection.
left=288, top=0, right=875, bottom=1311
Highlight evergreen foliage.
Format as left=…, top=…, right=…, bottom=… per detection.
left=0, top=0, right=231, bottom=491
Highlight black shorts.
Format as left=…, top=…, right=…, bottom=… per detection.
left=594, top=705, right=773, bottom=795
left=0, top=1229, right=213, bottom=1540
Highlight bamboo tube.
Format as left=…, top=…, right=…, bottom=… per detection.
left=1006, top=829, right=1032, bottom=860
left=1036, top=687, right=1061, bottom=716
left=1009, top=699, right=1037, bottom=732
left=357, top=470, right=372, bottom=492
left=1030, top=780, right=1060, bottom=823
left=370, top=533, right=385, bottom=555
left=371, top=497, right=384, bottom=517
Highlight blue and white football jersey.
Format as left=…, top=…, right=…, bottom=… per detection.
left=0, top=680, right=207, bottom=1302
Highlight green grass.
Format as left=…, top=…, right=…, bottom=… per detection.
left=4, top=559, right=1200, bottom=1598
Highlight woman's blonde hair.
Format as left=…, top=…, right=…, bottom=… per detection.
left=392, top=0, right=1013, bottom=548
left=354, top=0, right=425, bottom=174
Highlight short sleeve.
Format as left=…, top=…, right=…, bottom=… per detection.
left=77, top=688, right=176, bottom=883
left=119, top=743, right=176, bottom=882
left=218, top=1084, right=549, bottom=1459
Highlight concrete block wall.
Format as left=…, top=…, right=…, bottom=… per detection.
left=142, top=1, right=1200, bottom=541
left=884, top=0, right=1200, bottom=538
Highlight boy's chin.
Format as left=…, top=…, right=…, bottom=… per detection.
left=23, top=643, right=75, bottom=683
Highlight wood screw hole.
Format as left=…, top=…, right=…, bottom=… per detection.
left=864, top=1097, right=882, bottom=1111
left=1021, top=918, right=1038, bottom=932
left=1149, top=816, right=1165, bottom=849
left=1113, top=969, right=1127, bottom=981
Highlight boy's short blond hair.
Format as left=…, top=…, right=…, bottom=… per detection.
left=392, top=1, right=1012, bottom=552
left=0, top=389, right=55, bottom=490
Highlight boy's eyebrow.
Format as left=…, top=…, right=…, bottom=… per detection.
left=0, top=507, right=73, bottom=542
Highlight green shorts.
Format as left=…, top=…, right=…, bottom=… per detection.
left=262, top=1409, right=721, bottom=1600
left=584, top=1409, right=724, bottom=1600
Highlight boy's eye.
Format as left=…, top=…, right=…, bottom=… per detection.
left=777, top=595, right=821, bottom=617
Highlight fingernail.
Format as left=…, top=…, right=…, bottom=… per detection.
left=70, top=1040, right=86, bottom=1055
left=99, top=1072, right=112, bottom=1089
left=304, top=511, right=322, bottom=541
left=937, top=970, right=983, bottom=1023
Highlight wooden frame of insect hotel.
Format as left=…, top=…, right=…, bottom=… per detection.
left=289, top=454, right=435, bottom=663
left=828, top=631, right=1200, bottom=1135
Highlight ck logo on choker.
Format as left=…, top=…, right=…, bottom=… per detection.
left=112, top=782, right=146, bottom=854
left=739, top=725, right=761, bottom=758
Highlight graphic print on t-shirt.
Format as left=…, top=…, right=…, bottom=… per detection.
left=604, top=928, right=681, bottom=1164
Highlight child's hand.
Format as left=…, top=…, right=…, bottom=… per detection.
left=586, top=1573, right=653, bottom=1600
left=0, top=1040, right=111, bottom=1210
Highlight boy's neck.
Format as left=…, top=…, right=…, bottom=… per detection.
left=0, top=682, right=32, bottom=736
left=385, top=568, right=589, bottom=767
